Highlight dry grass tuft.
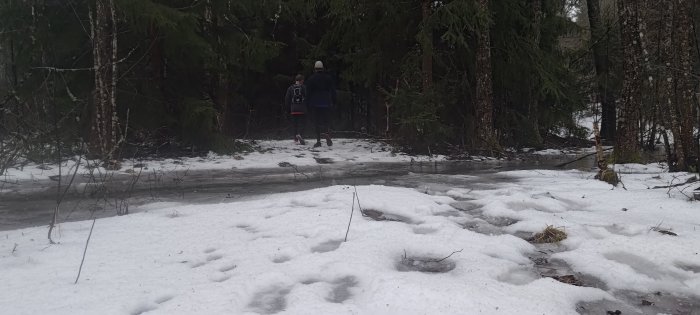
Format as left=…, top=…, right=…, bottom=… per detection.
left=531, top=225, right=567, bottom=243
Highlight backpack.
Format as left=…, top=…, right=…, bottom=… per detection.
left=291, top=86, right=304, bottom=105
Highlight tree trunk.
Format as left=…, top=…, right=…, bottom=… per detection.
left=90, top=0, right=119, bottom=161
left=660, top=0, right=687, bottom=170
left=614, top=0, right=642, bottom=162
left=587, top=0, right=616, bottom=141
left=676, top=0, right=697, bottom=160
left=528, top=0, right=543, bottom=145
left=474, top=0, right=495, bottom=149
left=421, top=0, right=433, bottom=92
left=215, top=71, right=231, bottom=134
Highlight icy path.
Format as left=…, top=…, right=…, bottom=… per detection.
left=1, top=139, right=443, bottom=183
left=1, top=167, right=699, bottom=314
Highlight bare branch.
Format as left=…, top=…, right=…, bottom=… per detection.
left=32, top=66, right=94, bottom=72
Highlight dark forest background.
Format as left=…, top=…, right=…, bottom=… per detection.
left=0, top=0, right=698, bottom=170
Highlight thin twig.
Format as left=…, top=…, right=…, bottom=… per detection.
left=431, top=249, right=463, bottom=262
left=75, top=219, right=96, bottom=285
left=344, top=192, right=356, bottom=242
left=353, top=185, right=364, bottom=212
left=653, top=176, right=697, bottom=189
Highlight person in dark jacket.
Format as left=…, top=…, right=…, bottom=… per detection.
left=305, top=61, right=336, bottom=147
left=284, top=74, right=307, bottom=144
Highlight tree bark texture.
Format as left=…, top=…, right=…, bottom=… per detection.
left=90, top=0, right=119, bottom=160
left=528, top=0, right=543, bottom=145
left=421, top=0, right=433, bottom=92
left=475, top=0, right=495, bottom=148
left=675, top=0, right=697, bottom=159
left=587, top=0, right=616, bottom=141
left=615, top=0, right=642, bottom=162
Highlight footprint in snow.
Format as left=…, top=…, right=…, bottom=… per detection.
left=326, top=276, right=358, bottom=303
left=219, top=263, right=237, bottom=272
left=272, top=256, right=291, bottom=263
left=248, top=286, right=291, bottom=314
left=413, top=226, right=438, bottom=235
left=130, top=293, right=176, bottom=315
left=209, top=273, right=232, bottom=283
left=190, top=261, right=206, bottom=268
left=235, top=224, right=258, bottom=233
left=189, top=251, right=224, bottom=268
left=154, top=294, right=175, bottom=304
left=311, top=239, right=343, bottom=253
left=207, top=253, right=223, bottom=261
left=130, top=303, right=157, bottom=315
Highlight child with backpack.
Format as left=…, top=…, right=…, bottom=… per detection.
left=285, top=74, right=307, bottom=144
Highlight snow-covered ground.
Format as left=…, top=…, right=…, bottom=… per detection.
left=2, top=164, right=699, bottom=314
left=0, top=139, right=444, bottom=183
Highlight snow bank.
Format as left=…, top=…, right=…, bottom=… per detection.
left=1, top=185, right=608, bottom=315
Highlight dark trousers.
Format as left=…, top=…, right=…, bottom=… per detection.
left=313, top=107, right=330, bottom=142
left=292, top=114, right=305, bottom=137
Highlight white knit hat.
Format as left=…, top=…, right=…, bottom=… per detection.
left=314, top=60, right=324, bottom=69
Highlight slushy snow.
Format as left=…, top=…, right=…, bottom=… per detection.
left=0, top=139, right=442, bottom=183
left=2, top=165, right=700, bottom=314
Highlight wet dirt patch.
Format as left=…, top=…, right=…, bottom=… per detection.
left=326, top=276, right=358, bottom=303
left=528, top=243, right=607, bottom=290
left=311, top=239, right=343, bottom=253
left=548, top=274, right=583, bottom=286
left=361, top=209, right=412, bottom=223
left=248, top=286, right=291, bottom=314
left=577, top=290, right=700, bottom=315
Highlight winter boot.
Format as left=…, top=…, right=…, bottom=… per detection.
left=325, top=133, right=333, bottom=146
left=296, top=135, right=305, bottom=145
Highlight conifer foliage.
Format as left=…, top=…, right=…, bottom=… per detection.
left=0, top=0, right=698, bottom=164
